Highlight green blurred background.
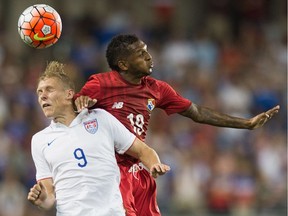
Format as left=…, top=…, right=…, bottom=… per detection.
left=0, top=0, right=286, bottom=215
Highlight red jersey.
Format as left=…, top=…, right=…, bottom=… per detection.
left=75, top=71, right=191, bottom=164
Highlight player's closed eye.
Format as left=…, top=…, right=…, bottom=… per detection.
left=141, top=51, right=149, bottom=58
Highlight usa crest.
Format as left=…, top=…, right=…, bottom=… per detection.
left=83, top=119, right=98, bottom=134
left=147, top=99, right=155, bottom=112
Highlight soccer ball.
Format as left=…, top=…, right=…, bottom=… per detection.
left=17, top=4, right=62, bottom=49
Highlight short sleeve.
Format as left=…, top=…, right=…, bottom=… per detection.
left=31, top=135, right=52, bottom=181
left=157, top=80, right=192, bottom=115
left=98, top=109, right=136, bottom=154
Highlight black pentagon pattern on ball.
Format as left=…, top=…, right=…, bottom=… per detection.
left=17, top=4, right=62, bottom=49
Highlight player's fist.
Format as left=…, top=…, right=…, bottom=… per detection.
left=27, top=181, right=46, bottom=206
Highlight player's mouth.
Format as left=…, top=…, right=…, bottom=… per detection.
left=42, top=103, right=51, bottom=109
left=149, top=64, right=153, bottom=73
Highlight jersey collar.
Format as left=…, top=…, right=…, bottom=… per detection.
left=50, top=109, right=89, bottom=128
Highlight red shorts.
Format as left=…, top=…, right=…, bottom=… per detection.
left=119, top=163, right=161, bottom=216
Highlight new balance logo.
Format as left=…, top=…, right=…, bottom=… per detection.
left=112, top=102, right=124, bottom=109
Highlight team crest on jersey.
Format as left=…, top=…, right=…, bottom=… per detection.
left=83, top=119, right=98, bottom=134
left=147, top=99, right=155, bottom=112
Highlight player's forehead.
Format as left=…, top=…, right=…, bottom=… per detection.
left=127, top=40, right=147, bottom=52
left=37, top=77, right=60, bottom=90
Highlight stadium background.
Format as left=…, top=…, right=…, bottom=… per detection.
left=0, top=0, right=286, bottom=215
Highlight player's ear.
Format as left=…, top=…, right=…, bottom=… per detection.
left=118, top=60, right=128, bottom=71
left=66, top=89, right=75, bottom=100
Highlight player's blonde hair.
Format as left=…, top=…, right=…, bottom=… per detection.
left=38, top=61, right=75, bottom=91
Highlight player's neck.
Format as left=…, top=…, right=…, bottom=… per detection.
left=119, top=71, right=142, bottom=85
left=53, top=110, right=77, bottom=126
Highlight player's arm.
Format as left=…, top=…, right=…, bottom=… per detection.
left=125, top=138, right=170, bottom=178
left=27, top=178, right=56, bottom=210
left=180, top=103, right=280, bottom=130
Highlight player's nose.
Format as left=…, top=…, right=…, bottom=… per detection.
left=145, top=51, right=152, bottom=61
left=40, top=92, right=48, bottom=101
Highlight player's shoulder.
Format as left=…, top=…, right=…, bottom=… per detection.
left=88, top=108, right=114, bottom=119
left=88, top=108, right=120, bottom=127
left=88, top=71, right=115, bottom=80
left=32, top=126, right=52, bottom=144
left=87, top=71, right=118, bottom=88
left=33, top=126, right=51, bottom=137
left=144, top=76, right=170, bottom=88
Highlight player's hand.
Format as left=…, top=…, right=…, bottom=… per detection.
left=150, top=163, right=171, bottom=178
left=248, top=105, right=280, bottom=129
left=75, top=96, right=97, bottom=112
left=27, top=181, right=47, bottom=207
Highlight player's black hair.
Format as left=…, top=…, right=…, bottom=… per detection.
left=106, top=34, right=140, bottom=71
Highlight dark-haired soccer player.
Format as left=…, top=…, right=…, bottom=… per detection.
left=74, top=34, right=280, bottom=216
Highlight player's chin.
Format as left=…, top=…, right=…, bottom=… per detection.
left=43, top=110, right=53, bottom=119
left=146, top=68, right=153, bottom=75
left=139, top=68, right=152, bottom=77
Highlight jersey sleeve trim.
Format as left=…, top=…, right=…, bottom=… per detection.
left=116, top=136, right=136, bottom=155
left=37, top=177, right=53, bottom=182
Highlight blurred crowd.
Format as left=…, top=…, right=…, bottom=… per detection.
left=0, top=0, right=286, bottom=216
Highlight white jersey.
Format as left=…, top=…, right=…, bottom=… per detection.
left=31, top=108, right=136, bottom=216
